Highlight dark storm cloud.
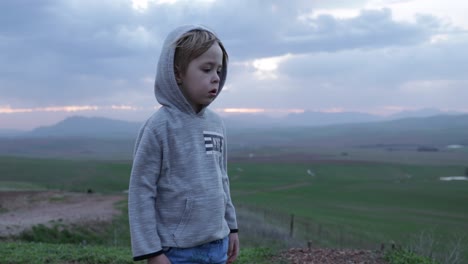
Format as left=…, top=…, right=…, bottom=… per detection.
left=218, top=8, right=440, bottom=59
left=0, top=1, right=158, bottom=106
left=0, top=0, right=445, bottom=107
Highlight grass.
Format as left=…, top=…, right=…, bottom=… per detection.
left=230, top=145, right=468, bottom=166
left=236, top=248, right=278, bottom=264
left=228, top=162, right=468, bottom=262
left=18, top=223, right=108, bottom=245
left=0, top=242, right=133, bottom=264
left=385, top=249, right=439, bottom=264
left=0, top=181, right=46, bottom=191
left=1, top=192, right=274, bottom=263
left=15, top=199, right=130, bottom=247
left=1, top=155, right=467, bottom=263
left=0, top=156, right=131, bottom=193
left=0, top=242, right=274, bottom=264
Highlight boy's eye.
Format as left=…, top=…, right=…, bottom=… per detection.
left=203, top=68, right=211, bottom=73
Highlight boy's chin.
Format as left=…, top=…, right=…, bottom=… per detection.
left=202, top=98, right=215, bottom=105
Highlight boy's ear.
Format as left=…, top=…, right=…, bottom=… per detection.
left=174, top=66, right=183, bottom=85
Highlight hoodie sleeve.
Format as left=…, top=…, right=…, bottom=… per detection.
left=221, top=125, right=238, bottom=232
left=128, top=126, right=164, bottom=260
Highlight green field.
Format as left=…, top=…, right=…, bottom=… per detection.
left=229, top=162, right=468, bottom=255
left=1, top=154, right=467, bottom=263
left=0, top=156, right=131, bottom=193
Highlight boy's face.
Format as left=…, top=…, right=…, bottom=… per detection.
left=177, top=43, right=223, bottom=113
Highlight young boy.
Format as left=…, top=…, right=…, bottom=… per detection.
left=128, top=25, right=239, bottom=264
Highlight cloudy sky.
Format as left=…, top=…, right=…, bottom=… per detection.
left=1, top=0, right=467, bottom=130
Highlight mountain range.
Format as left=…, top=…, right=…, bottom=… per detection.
left=0, top=108, right=463, bottom=138
left=1, top=110, right=467, bottom=160
left=223, top=108, right=461, bottom=129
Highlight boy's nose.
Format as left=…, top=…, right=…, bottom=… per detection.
left=212, top=73, right=220, bottom=83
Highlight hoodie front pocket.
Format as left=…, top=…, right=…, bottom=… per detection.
left=173, top=193, right=226, bottom=247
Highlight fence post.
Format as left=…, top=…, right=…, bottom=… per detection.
left=290, top=214, right=295, bottom=238
left=318, top=224, right=322, bottom=241
left=339, top=227, right=343, bottom=249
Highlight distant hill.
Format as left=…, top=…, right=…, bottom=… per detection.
left=2, top=113, right=468, bottom=144
left=227, top=114, right=468, bottom=148
left=0, top=129, right=25, bottom=137
left=1, top=114, right=467, bottom=159
left=224, top=108, right=463, bottom=129
left=385, top=108, right=459, bottom=120
left=0, top=116, right=141, bottom=159
left=0, top=112, right=388, bottom=138
left=26, top=116, right=142, bottom=139
left=223, top=111, right=381, bottom=129
left=1, top=108, right=465, bottom=138
left=284, top=111, right=381, bottom=126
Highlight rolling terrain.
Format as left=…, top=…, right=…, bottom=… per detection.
left=0, top=114, right=467, bottom=162
left=1, top=154, right=467, bottom=262
left=1, top=113, right=467, bottom=263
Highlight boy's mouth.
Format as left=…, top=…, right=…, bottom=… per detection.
left=208, top=88, right=218, bottom=96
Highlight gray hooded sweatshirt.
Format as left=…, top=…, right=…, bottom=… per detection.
left=128, top=25, right=238, bottom=261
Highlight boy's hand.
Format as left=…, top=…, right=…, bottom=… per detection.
left=147, top=254, right=171, bottom=264
left=227, top=233, right=240, bottom=264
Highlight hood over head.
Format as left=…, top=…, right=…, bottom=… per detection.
left=154, top=25, right=228, bottom=115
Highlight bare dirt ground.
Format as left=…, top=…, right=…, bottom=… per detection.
left=275, top=248, right=389, bottom=264
left=0, top=191, right=390, bottom=263
left=0, top=190, right=125, bottom=237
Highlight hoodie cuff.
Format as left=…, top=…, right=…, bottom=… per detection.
left=230, top=229, right=239, bottom=233
left=133, top=250, right=164, bottom=261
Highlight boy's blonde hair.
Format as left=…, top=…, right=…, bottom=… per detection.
left=174, top=29, right=228, bottom=76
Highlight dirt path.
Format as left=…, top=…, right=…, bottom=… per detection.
left=0, top=190, right=125, bottom=237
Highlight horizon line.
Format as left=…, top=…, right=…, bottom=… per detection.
left=1, top=106, right=467, bottom=132
left=2, top=104, right=464, bottom=116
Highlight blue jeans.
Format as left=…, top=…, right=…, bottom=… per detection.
left=165, top=236, right=229, bottom=264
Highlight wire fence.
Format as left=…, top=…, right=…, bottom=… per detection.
left=236, top=203, right=386, bottom=250
left=236, top=203, right=467, bottom=263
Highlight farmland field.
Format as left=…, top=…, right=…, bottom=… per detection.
left=1, top=149, right=467, bottom=262
left=0, top=156, right=131, bottom=193
left=229, top=161, right=467, bottom=251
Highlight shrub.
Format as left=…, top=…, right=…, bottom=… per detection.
left=385, top=249, right=439, bottom=264
left=18, top=223, right=106, bottom=245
